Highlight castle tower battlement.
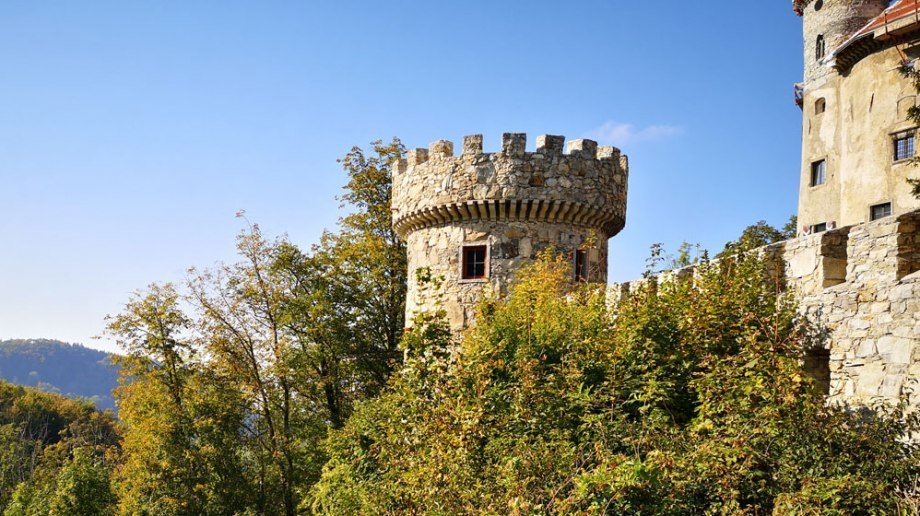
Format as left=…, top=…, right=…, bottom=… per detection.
left=392, top=133, right=628, bottom=239
left=393, top=132, right=629, bottom=331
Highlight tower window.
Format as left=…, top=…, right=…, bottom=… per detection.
left=574, top=250, right=589, bottom=282
left=810, top=159, right=826, bottom=186
left=893, top=130, right=915, bottom=161
left=870, top=202, right=892, bottom=221
left=811, top=222, right=828, bottom=233
left=804, top=348, right=831, bottom=396
left=461, top=245, right=487, bottom=280
left=816, top=35, right=826, bottom=60
left=815, top=97, right=826, bottom=114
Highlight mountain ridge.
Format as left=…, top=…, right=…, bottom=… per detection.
left=0, top=338, right=120, bottom=412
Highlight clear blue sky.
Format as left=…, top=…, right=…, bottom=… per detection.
left=0, top=2, right=804, bottom=353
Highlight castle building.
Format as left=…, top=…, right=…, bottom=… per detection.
left=391, top=133, right=628, bottom=330
left=795, top=0, right=920, bottom=233
left=388, top=3, right=920, bottom=407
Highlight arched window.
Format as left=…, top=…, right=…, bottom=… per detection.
left=816, top=34, right=826, bottom=60
left=815, top=97, right=826, bottom=114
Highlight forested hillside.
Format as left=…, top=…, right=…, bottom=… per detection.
left=0, top=339, right=119, bottom=412
left=0, top=380, right=119, bottom=513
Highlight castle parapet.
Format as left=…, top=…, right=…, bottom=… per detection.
left=608, top=209, right=920, bottom=408
left=391, top=132, right=628, bottom=238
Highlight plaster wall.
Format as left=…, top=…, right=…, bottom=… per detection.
left=800, top=45, right=920, bottom=230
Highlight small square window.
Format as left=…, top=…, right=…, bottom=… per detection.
left=811, top=222, right=827, bottom=233
left=810, top=160, right=826, bottom=186
left=893, top=130, right=915, bottom=161
left=461, top=245, right=487, bottom=280
left=870, top=202, right=892, bottom=221
left=574, top=250, right=589, bottom=282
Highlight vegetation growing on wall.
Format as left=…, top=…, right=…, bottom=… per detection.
left=312, top=249, right=919, bottom=514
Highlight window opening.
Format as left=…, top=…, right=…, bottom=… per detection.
left=870, top=202, right=892, bottom=221
left=811, top=222, right=828, bottom=233
left=461, top=245, right=487, bottom=280
left=810, top=159, right=826, bottom=186
left=820, top=227, right=849, bottom=288
left=804, top=348, right=831, bottom=396
left=574, top=250, right=589, bottom=282
left=893, top=130, right=915, bottom=161
left=816, top=34, right=826, bottom=60
left=815, top=97, right=826, bottom=114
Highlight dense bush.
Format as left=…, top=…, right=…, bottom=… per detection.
left=312, top=252, right=919, bottom=514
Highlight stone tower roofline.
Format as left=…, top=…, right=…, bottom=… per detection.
left=391, top=132, right=628, bottom=239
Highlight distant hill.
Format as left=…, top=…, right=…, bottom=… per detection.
left=0, top=339, right=120, bottom=412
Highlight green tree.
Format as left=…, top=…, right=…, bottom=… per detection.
left=107, top=284, right=251, bottom=515
left=719, top=215, right=797, bottom=257
left=0, top=381, right=118, bottom=514
left=48, top=447, right=115, bottom=515
left=103, top=138, right=407, bottom=514
left=317, top=138, right=407, bottom=393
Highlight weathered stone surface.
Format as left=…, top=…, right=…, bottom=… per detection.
left=395, top=132, right=628, bottom=334
left=610, top=210, right=920, bottom=409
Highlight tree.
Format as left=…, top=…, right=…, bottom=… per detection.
left=719, top=215, right=797, bottom=257
left=317, top=138, right=407, bottom=392
left=103, top=138, right=407, bottom=514
left=188, top=224, right=337, bottom=516
left=0, top=381, right=119, bottom=515
left=107, top=284, right=251, bottom=515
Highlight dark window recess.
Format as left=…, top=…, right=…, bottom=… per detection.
left=816, top=34, right=826, bottom=60
left=815, top=97, right=826, bottom=114
left=870, top=202, right=892, bottom=221
left=810, top=160, right=826, bottom=186
left=804, top=348, right=831, bottom=396
left=462, top=245, right=487, bottom=279
left=893, top=130, right=915, bottom=161
left=812, top=222, right=828, bottom=233
left=575, top=250, right=589, bottom=282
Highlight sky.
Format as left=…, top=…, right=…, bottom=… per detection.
left=0, top=1, right=805, bottom=353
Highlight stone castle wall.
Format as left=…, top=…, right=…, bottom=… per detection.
left=405, top=221, right=608, bottom=330
left=610, top=209, right=920, bottom=408
left=393, top=133, right=628, bottom=331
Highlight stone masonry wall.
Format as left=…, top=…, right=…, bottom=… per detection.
left=394, top=132, right=628, bottom=332
left=406, top=221, right=608, bottom=331
left=610, top=209, right=920, bottom=408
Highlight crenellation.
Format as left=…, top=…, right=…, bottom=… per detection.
left=565, top=138, right=598, bottom=159
left=597, top=145, right=620, bottom=160
left=407, top=148, right=429, bottom=165
left=536, top=134, right=565, bottom=155
left=609, top=209, right=920, bottom=409
left=501, top=132, right=527, bottom=157
left=462, top=134, right=483, bottom=155
left=429, top=140, right=454, bottom=158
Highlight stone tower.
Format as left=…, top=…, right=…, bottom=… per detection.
left=391, top=133, right=628, bottom=331
left=794, top=0, right=920, bottom=233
